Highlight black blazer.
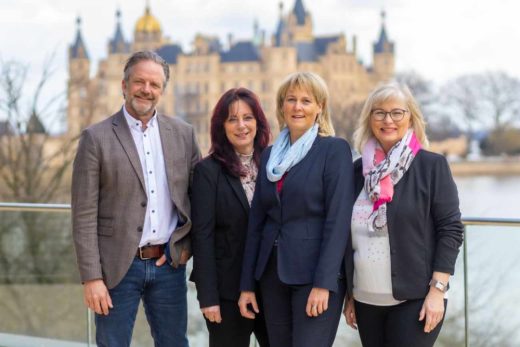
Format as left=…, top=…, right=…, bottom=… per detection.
left=345, top=149, right=464, bottom=300
left=190, top=156, right=252, bottom=308
left=240, top=136, right=355, bottom=293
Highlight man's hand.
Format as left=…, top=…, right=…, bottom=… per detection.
left=202, top=305, right=222, bottom=323
left=83, top=279, right=113, bottom=315
left=238, top=291, right=259, bottom=319
left=155, top=249, right=190, bottom=267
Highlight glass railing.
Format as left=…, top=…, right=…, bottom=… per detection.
left=0, top=202, right=518, bottom=347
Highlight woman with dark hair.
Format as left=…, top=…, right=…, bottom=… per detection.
left=190, top=88, right=270, bottom=347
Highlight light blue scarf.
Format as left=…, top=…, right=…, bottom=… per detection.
left=266, top=123, right=319, bottom=182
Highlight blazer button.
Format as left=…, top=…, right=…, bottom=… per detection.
left=137, top=226, right=143, bottom=232
left=391, top=272, right=396, bottom=277
left=141, top=201, right=147, bottom=207
left=391, top=249, right=396, bottom=254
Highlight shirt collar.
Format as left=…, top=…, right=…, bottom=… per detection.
left=122, top=104, right=158, bottom=131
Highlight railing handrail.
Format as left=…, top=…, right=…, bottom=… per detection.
left=0, top=202, right=70, bottom=212
left=0, top=202, right=519, bottom=226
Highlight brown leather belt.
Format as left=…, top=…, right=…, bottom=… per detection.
left=136, top=244, right=165, bottom=260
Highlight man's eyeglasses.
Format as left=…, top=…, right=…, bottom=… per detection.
left=371, top=109, right=408, bottom=122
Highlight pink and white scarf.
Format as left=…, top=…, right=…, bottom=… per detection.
left=362, top=129, right=422, bottom=233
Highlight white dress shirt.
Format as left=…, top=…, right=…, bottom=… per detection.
left=123, top=106, right=179, bottom=247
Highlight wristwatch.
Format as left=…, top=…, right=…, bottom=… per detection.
left=429, top=279, right=449, bottom=293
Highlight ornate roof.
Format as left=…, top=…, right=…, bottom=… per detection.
left=69, top=16, right=89, bottom=59
left=293, top=0, right=307, bottom=25
left=135, top=5, right=161, bottom=33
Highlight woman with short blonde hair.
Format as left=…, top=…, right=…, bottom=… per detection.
left=344, top=82, right=463, bottom=347
left=239, top=71, right=354, bottom=347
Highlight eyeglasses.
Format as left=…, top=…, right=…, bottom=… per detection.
left=371, top=108, right=408, bottom=122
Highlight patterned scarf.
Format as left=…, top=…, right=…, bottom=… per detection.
left=362, top=129, right=422, bottom=233
left=266, top=123, right=319, bottom=182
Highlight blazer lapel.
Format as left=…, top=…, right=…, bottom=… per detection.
left=157, top=115, right=188, bottom=211
left=225, top=173, right=249, bottom=214
left=112, top=111, right=146, bottom=192
left=386, top=179, right=403, bottom=233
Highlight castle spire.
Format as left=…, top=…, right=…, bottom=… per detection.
left=373, top=10, right=394, bottom=54
left=109, top=9, right=130, bottom=54
left=69, top=16, right=89, bottom=59
left=292, top=0, right=306, bottom=25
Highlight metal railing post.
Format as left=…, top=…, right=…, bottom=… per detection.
left=87, top=308, right=93, bottom=347
left=463, top=227, right=469, bottom=347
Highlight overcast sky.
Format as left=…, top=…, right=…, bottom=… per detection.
left=1, top=0, right=519, bottom=107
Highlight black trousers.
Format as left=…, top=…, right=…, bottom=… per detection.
left=354, top=299, right=448, bottom=347
left=205, top=296, right=269, bottom=347
left=259, top=249, right=345, bottom=347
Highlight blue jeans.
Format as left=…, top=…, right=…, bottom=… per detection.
left=95, top=257, right=189, bottom=347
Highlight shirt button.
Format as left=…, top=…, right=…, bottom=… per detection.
left=153, top=230, right=156, bottom=233
left=147, top=152, right=150, bottom=155
left=149, top=171, right=152, bottom=174
left=141, top=201, right=146, bottom=207
left=152, top=210, right=155, bottom=213
left=137, top=226, right=143, bottom=232
left=151, top=190, right=154, bottom=194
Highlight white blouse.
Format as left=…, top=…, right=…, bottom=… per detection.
left=351, top=189, right=404, bottom=306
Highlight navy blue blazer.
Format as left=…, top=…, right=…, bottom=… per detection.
left=345, top=150, right=464, bottom=300
left=240, top=136, right=355, bottom=293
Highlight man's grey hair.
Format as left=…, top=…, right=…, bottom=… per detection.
left=123, top=51, right=170, bottom=88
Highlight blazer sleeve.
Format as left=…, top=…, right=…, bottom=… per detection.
left=431, top=155, right=464, bottom=274
left=71, top=129, right=103, bottom=283
left=313, top=139, right=355, bottom=291
left=239, top=151, right=269, bottom=292
left=190, top=161, right=220, bottom=308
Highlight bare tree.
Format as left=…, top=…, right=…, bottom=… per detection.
left=0, top=58, right=80, bottom=337
left=480, top=71, right=520, bottom=132
left=441, top=74, right=484, bottom=139
left=396, top=70, right=437, bottom=119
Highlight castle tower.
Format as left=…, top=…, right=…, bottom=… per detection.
left=133, top=1, right=163, bottom=51
left=273, top=0, right=313, bottom=47
left=372, top=11, right=395, bottom=82
left=286, top=0, right=313, bottom=43
left=109, top=9, right=130, bottom=54
left=67, top=16, right=91, bottom=136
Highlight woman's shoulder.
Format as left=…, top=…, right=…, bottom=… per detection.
left=318, top=135, right=352, bottom=151
left=195, top=155, right=222, bottom=173
left=415, top=149, right=449, bottom=166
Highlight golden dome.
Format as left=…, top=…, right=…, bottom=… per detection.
left=135, top=6, right=161, bottom=33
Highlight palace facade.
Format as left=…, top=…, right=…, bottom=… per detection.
left=68, top=0, right=395, bottom=153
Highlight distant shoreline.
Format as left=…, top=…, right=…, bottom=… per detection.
left=449, top=160, right=520, bottom=176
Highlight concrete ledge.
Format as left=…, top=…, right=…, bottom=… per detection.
left=0, top=333, right=89, bottom=347
left=450, top=160, right=520, bottom=176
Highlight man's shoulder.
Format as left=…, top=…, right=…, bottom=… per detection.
left=158, top=114, right=193, bottom=133
left=83, top=111, right=121, bottom=135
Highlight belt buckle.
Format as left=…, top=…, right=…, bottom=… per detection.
left=138, top=247, right=152, bottom=260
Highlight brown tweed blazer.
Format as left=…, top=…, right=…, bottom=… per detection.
left=71, top=110, right=201, bottom=289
